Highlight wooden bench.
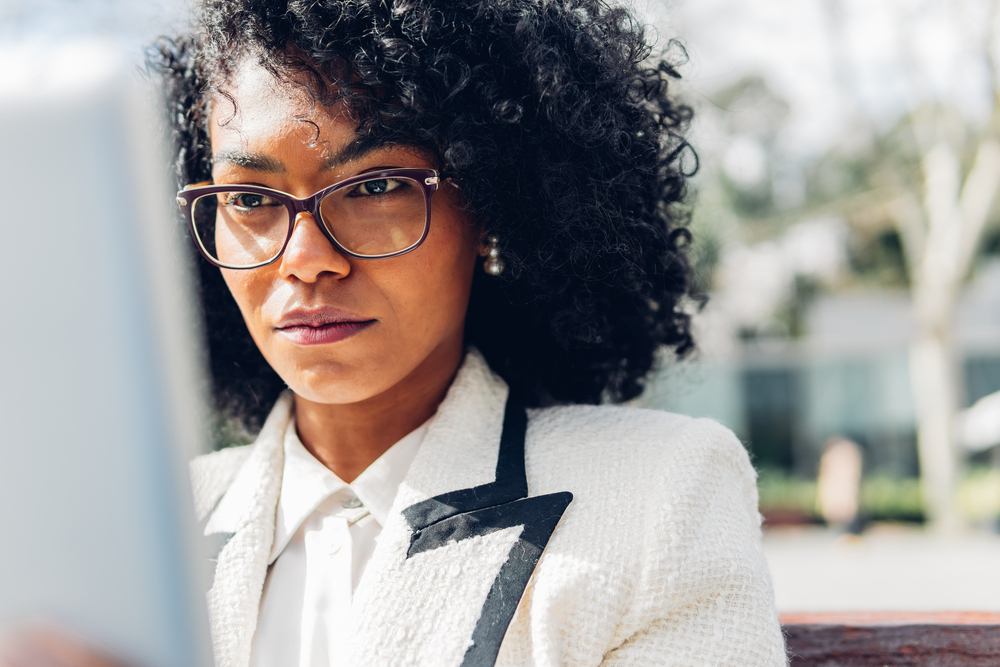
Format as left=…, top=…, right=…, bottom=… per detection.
left=782, top=612, right=1000, bottom=666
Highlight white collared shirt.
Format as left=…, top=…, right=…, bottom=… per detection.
left=249, top=417, right=428, bottom=667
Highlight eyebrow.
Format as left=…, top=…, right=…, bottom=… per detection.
left=211, top=137, right=421, bottom=174
left=321, top=136, right=395, bottom=170
left=212, top=149, right=285, bottom=173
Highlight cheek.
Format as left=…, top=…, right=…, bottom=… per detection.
left=220, top=268, right=269, bottom=332
left=419, top=219, right=478, bottom=300
left=378, top=221, right=478, bottom=332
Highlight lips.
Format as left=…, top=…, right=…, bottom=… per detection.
left=275, top=308, right=375, bottom=345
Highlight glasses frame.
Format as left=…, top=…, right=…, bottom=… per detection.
left=176, top=168, right=441, bottom=270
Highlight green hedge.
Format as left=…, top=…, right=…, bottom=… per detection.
left=757, top=467, right=1000, bottom=524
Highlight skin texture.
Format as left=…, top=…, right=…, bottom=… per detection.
left=211, top=59, right=481, bottom=481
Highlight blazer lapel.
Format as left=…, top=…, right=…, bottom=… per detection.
left=348, top=352, right=572, bottom=667
left=202, top=392, right=291, bottom=667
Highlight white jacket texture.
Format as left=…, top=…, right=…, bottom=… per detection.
left=190, top=349, right=787, bottom=667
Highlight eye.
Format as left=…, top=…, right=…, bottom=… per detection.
left=352, top=178, right=404, bottom=196
left=223, top=192, right=281, bottom=210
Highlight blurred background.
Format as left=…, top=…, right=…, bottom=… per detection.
left=4, top=0, right=1000, bottom=619
left=644, top=0, right=1000, bottom=614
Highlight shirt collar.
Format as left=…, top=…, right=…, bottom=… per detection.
left=269, top=415, right=429, bottom=563
left=350, top=420, right=428, bottom=527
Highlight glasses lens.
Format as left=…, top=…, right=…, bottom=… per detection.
left=192, top=191, right=289, bottom=267
left=319, top=176, right=428, bottom=256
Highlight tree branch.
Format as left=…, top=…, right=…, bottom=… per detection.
left=888, top=191, right=927, bottom=279
left=958, top=140, right=1000, bottom=272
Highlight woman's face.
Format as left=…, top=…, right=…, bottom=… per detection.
left=208, top=60, right=481, bottom=406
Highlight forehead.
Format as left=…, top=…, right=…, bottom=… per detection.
left=208, top=58, right=352, bottom=149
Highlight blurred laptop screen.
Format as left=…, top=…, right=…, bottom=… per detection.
left=0, top=41, right=212, bottom=667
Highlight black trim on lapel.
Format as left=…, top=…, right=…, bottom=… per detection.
left=402, top=397, right=530, bottom=530
left=411, top=493, right=572, bottom=667
left=401, top=396, right=573, bottom=667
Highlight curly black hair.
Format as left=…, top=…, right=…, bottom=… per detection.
left=150, top=0, right=698, bottom=429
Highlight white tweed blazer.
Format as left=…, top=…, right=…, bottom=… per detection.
left=190, top=350, right=787, bottom=667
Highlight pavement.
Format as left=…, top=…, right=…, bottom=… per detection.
left=762, top=524, right=1000, bottom=613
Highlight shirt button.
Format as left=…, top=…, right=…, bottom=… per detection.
left=342, top=497, right=363, bottom=509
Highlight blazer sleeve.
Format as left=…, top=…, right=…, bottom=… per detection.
left=600, top=418, right=787, bottom=666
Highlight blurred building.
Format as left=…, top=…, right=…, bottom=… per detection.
left=642, top=260, right=1000, bottom=479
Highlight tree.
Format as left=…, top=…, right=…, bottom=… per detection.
left=889, top=121, right=1000, bottom=529
left=825, top=0, right=1000, bottom=529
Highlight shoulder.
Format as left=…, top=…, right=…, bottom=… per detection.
left=514, top=405, right=781, bottom=662
left=524, top=402, right=762, bottom=565
left=188, top=391, right=295, bottom=523
left=526, top=403, right=754, bottom=492
left=189, top=445, right=254, bottom=522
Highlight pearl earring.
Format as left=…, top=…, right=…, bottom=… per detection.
left=481, top=234, right=505, bottom=276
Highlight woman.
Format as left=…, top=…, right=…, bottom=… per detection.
left=154, top=0, right=786, bottom=665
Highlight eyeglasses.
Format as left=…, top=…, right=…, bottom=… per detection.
left=176, top=168, right=441, bottom=269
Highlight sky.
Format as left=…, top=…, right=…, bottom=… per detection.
left=646, top=0, right=998, bottom=162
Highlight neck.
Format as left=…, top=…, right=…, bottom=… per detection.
left=293, top=343, right=464, bottom=483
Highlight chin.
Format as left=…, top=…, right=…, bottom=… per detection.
left=280, top=362, right=393, bottom=406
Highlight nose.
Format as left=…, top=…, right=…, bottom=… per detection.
left=278, top=212, right=352, bottom=282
